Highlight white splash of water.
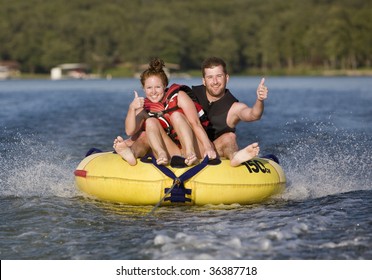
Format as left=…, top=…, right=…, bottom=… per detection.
left=0, top=133, right=79, bottom=198
left=280, top=120, right=371, bottom=201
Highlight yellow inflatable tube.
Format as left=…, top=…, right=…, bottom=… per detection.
left=74, top=152, right=286, bottom=205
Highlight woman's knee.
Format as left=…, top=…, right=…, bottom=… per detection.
left=170, top=112, right=186, bottom=124
left=145, top=118, right=159, bottom=129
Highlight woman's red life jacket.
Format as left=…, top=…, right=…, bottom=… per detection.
left=143, top=83, right=209, bottom=144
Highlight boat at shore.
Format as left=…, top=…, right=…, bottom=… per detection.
left=74, top=150, right=286, bottom=206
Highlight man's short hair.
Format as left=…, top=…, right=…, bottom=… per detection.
left=201, top=57, right=227, bottom=77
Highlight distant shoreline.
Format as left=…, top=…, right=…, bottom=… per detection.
left=3, top=68, right=372, bottom=80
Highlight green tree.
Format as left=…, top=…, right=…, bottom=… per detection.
left=0, top=0, right=370, bottom=74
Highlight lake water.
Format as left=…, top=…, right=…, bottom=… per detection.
left=0, top=76, right=371, bottom=262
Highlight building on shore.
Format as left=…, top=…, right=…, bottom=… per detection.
left=50, top=63, right=100, bottom=80
left=0, top=61, right=21, bottom=79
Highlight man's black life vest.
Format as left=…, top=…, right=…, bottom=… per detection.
left=190, top=85, right=238, bottom=141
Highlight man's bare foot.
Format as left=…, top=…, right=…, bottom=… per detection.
left=230, top=142, right=260, bottom=167
left=113, top=136, right=137, bottom=166
left=156, top=151, right=169, bottom=165
left=185, top=153, right=198, bottom=166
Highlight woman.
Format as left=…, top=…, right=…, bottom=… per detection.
left=114, top=58, right=216, bottom=166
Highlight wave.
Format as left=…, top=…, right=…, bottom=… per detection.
left=0, top=132, right=79, bottom=198
left=1, top=120, right=371, bottom=203
left=279, top=119, right=371, bottom=201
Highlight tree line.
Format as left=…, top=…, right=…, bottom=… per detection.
left=0, top=0, right=371, bottom=75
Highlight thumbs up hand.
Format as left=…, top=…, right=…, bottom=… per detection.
left=257, top=78, right=268, bottom=101
left=130, top=91, right=145, bottom=111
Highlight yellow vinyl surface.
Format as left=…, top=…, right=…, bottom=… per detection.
left=75, top=152, right=286, bottom=205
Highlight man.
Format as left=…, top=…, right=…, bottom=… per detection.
left=190, top=57, right=268, bottom=166
left=114, top=57, right=268, bottom=167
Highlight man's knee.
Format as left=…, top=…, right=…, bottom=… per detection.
left=213, top=132, right=238, bottom=157
left=218, top=132, right=236, bottom=145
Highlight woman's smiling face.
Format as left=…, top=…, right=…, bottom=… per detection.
left=144, top=75, right=165, bottom=103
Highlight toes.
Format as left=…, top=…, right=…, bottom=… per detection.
left=185, top=154, right=198, bottom=166
left=157, top=158, right=168, bottom=165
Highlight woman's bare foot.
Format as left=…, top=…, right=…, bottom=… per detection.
left=185, top=153, right=198, bottom=166
left=156, top=151, right=169, bottom=165
left=113, top=136, right=137, bottom=166
left=230, top=142, right=260, bottom=167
